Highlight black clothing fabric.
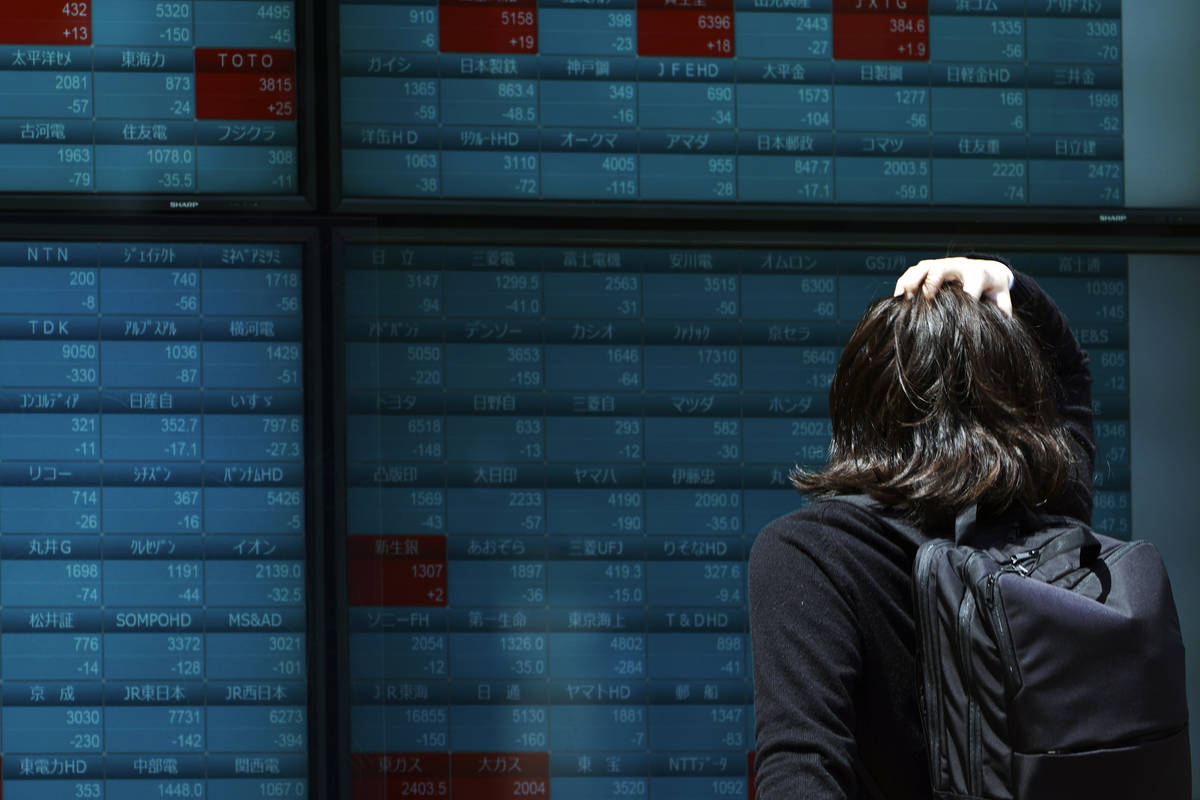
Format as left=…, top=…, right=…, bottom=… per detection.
left=748, top=271, right=1096, bottom=799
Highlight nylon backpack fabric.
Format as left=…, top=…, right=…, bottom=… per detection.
left=836, top=495, right=1191, bottom=800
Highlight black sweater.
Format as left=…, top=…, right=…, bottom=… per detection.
left=748, top=271, right=1096, bottom=799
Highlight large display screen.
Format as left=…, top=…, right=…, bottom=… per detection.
left=333, top=0, right=1200, bottom=218
left=0, top=1, right=310, bottom=209
left=338, top=233, right=1131, bottom=798
left=0, top=234, right=310, bottom=799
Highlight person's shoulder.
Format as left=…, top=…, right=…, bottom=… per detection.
left=754, top=496, right=886, bottom=555
left=754, top=494, right=924, bottom=567
left=760, top=495, right=890, bottom=532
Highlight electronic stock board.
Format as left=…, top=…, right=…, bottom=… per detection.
left=0, top=0, right=308, bottom=208
left=0, top=231, right=313, bottom=800
left=330, top=0, right=1190, bottom=216
left=0, top=1, right=1176, bottom=796
left=340, top=233, right=1132, bottom=798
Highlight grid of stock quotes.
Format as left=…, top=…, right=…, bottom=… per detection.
left=0, top=240, right=307, bottom=799
left=0, top=1, right=298, bottom=194
left=342, top=241, right=1131, bottom=799
left=338, top=0, right=1125, bottom=206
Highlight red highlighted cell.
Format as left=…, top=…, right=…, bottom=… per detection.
left=748, top=751, right=756, bottom=799
left=0, top=19, right=89, bottom=44
left=637, top=5, right=735, bottom=58
left=352, top=752, right=450, bottom=800
left=0, top=0, right=88, bottom=44
left=451, top=752, right=550, bottom=800
left=439, top=0, right=537, bottom=54
left=195, top=48, right=297, bottom=120
left=195, top=48, right=294, bottom=73
left=0, top=1, right=89, bottom=45
left=347, top=535, right=447, bottom=607
left=832, top=0, right=927, bottom=11
left=833, top=13, right=928, bottom=60
left=351, top=753, right=552, bottom=799
left=637, top=0, right=734, bottom=8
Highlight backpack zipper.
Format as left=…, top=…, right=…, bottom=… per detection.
left=956, top=588, right=982, bottom=796
left=985, top=570, right=1022, bottom=690
left=982, top=549, right=1041, bottom=688
left=914, top=542, right=948, bottom=788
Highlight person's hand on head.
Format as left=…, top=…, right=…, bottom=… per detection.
left=892, top=257, right=1014, bottom=317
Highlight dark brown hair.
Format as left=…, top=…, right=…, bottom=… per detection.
left=791, top=282, right=1080, bottom=526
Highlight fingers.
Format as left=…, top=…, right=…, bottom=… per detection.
left=991, top=289, right=1013, bottom=317
left=894, top=257, right=1014, bottom=317
left=920, top=261, right=952, bottom=298
left=893, top=262, right=932, bottom=298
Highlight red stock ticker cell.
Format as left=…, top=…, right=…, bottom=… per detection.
left=347, top=535, right=448, bottom=607
left=833, top=12, right=929, bottom=60
left=451, top=752, right=550, bottom=800
left=194, top=48, right=297, bottom=120
left=831, top=0, right=927, bottom=11
left=351, top=753, right=553, bottom=800
left=352, top=753, right=450, bottom=800
left=439, top=0, right=537, bottom=54
left=637, top=0, right=735, bottom=58
left=0, top=1, right=90, bottom=45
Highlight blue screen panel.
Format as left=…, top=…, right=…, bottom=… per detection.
left=0, top=236, right=308, bottom=800
left=0, top=0, right=304, bottom=203
left=334, top=0, right=1150, bottom=212
left=339, top=234, right=1130, bottom=799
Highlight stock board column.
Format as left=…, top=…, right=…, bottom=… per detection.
left=733, top=1, right=835, bottom=202
left=0, top=243, right=105, bottom=798
left=194, top=244, right=307, bottom=798
left=537, top=3, right=639, bottom=199
left=637, top=3, right=738, bottom=202
left=639, top=250, right=749, bottom=799
left=437, top=0, right=541, bottom=198
left=338, top=0, right=442, bottom=198
left=1026, top=0, right=1122, bottom=205
left=96, top=244, right=211, bottom=797
left=540, top=246, right=651, bottom=798
left=832, top=0, right=933, bottom=204
left=440, top=246, right=550, bottom=798
left=927, top=0, right=1031, bottom=205
left=194, top=0, right=298, bottom=194
left=341, top=244, right=453, bottom=799
left=91, top=1, right=199, bottom=193
left=739, top=249, right=841, bottom=536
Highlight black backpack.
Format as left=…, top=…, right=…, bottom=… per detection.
left=844, top=497, right=1191, bottom=799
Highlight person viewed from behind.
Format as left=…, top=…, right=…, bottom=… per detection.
left=748, top=257, right=1096, bottom=798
